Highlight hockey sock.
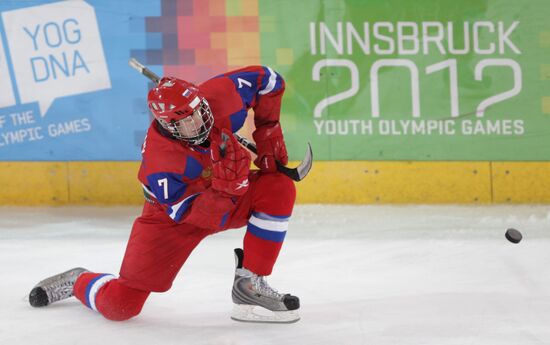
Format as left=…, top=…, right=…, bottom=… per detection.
left=243, top=211, right=290, bottom=275
left=243, top=172, right=295, bottom=275
left=74, top=272, right=150, bottom=321
left=74, top=272, right=115, bottom=311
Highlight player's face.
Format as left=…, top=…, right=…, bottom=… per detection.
left=161, top=97, right=213, bottom=145
left=174, top=108, right=205, bottom=138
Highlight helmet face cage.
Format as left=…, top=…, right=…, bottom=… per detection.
left=157, top=98, right=213, bottom=145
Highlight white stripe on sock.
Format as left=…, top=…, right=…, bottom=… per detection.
left=249, top=214, right=288, bottom=232
left=88, top=275, right=115, bottom=312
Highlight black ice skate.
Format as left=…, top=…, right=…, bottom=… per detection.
left=29, top=267, right=88, bottom=307
left=231, top=248, right=300, bottom=323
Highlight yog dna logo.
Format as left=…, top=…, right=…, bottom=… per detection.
left=0, top=1, right=111, bottom=116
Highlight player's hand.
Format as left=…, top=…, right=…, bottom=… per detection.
left=252, top=122, right=288, bottom=173
left=210, top=129, right=251, bottom=196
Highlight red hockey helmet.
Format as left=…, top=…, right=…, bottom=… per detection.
left=147, top=77, right=214, bottom=145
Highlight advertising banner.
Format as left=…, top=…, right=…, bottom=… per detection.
left=1, top=0, right=549, bottom=161
left=0, top=0, right=159, bottom=160
left=262, top=0, right=550, bottom=160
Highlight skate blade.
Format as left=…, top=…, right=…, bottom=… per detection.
left=230, top=304, right=300, bottom=324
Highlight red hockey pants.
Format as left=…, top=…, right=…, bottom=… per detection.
left=74, top=171, right=295, bottom=321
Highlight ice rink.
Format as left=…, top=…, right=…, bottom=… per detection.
left=1, top=204, right=549, bottom=345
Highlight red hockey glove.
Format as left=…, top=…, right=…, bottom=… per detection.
left=210, top=129, right=251, bottom=196
left=252, top=122, right=288, bottom=173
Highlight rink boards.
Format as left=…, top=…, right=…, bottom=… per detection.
left=2, top=161, right=550, bottom=205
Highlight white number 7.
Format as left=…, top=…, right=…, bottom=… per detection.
left=158, top=178, right=169, bottom=199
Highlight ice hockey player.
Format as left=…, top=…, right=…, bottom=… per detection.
left=28, top=66, right=300, bottom=323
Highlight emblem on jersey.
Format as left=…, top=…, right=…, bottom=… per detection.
left=201, top=167, right=212, bottom=179
left=182, top=89, right=191, bottom=97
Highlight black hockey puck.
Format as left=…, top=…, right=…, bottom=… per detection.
left=505, top=228, right=522, bottom=244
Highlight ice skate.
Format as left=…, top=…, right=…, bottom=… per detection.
left=231, top=249, right=300, bottom=323
left=29, top=267, right=88, bottom=307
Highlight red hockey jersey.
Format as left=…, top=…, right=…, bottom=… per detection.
left=138, top=66, right=285, bottom=226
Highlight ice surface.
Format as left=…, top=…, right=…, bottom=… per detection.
left=1, top=205, right=549, bottom=345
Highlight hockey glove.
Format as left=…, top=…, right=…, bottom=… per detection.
left=210, top=129, right=251, bottom=197
left=252, top=122, right=288, bottom=173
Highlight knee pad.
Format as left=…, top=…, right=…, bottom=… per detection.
left=254, top=173, right=296, bottom=215
left=96, top=280, right=150, bottom=321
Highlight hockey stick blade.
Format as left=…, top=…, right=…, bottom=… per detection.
left=233, top=135, right=313, bottom=182
left=128, top=57, right=313, bottom=181
left=276, top=142, right=313, bottom=182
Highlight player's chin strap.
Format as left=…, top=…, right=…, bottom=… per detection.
left=128, top=58, right=313, bottom=182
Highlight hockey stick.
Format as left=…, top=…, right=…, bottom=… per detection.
left=128, top=58, right=313, bottom=182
